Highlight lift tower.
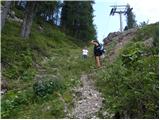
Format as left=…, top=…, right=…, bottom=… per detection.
left=110, top=4, right=133, bottom=32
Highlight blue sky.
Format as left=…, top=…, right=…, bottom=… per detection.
left=93, top=0, right=160, bottom=43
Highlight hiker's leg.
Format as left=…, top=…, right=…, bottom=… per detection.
left=95, top=56, right=101, bottom=68
left=100, top=55, right=103, bottom=66
left=83, top=55, right=86, bottom=59
left=99, top=56, right=102, bottom=66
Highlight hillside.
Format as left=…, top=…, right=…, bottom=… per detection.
left=1, top=16, right=159, bottom=119
left=95, top=22, right=159, bottom=118
left=1, top=20, right=95, bottom=118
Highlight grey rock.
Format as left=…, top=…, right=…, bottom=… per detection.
left=10, top=11, right=15, bottom=18
left=103, top=111, right=107, bottom=116
left=144, top=37, right=153, bottom=47
left=103, top=28, right=138, bottom=45
left=75, top=91, right=82, bottom=98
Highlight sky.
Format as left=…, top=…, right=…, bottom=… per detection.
left=93, top=0, right=160, bottom=43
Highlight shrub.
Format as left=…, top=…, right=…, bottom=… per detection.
left=96, top=55, right=158, bottom=118
left=96, top=37, right=158, bottom=118
left=33, top=76, right=64, bottom=97
left=121, top=42, right=145, bottom=68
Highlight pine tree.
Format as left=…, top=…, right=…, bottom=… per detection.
left=126, top=5, right=137, bottom=29
left=61, top=1, right=96, bottom=42
left=35, top=1, right=62, bottom=25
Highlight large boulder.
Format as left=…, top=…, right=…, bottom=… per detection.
left=103, top=28, right=138, bottom=45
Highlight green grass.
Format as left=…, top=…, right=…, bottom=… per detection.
left=95, top=22, right=159, bottom=119
left=3, top=12, right=158, bottom=119
left=1, top=19, right=95, bottom=118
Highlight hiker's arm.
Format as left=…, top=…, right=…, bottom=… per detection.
left=90, top=40, right=99, bottom=46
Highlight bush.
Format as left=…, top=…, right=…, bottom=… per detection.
left=33, top=76, right=64, bottom=97
left=96, top=55, right=158, bottom=118
left=96, top=37, right=159, bottom=118
left=136, top=22, right=159, bottom=41
left=121, top=42, right=146, bottom=68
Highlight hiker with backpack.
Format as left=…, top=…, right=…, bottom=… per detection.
left=90, top=40, right=104, bottom=68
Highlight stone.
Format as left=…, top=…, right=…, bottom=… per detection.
left=78, top=100, right=83, bottom=104
left=75, top=91, right=82, bottom=98
left=103, top=111, right=107, bottom=116
left=10, top=11, right=15, bottom=18
left=91, top=116, right=96, bottom=119
left=144, top=37, right=153, bottom=47
left=38, top=25, right=44, bottom=32
left=103, top=28, right=138, bottom=45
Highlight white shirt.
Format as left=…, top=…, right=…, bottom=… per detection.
left=82, top=49, right=88, bottom=55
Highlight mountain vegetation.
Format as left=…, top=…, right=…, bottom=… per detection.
left=96, top=22, right=159, bottom=119
left=61, top=1, right=96, bottom=42
left=1, top=1, right=159, bottom=119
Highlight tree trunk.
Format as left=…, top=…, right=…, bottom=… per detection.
left=21, top=1, right=37, bottom=38
left=1, top=1, right=12, bottom=30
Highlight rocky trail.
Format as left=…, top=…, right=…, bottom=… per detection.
left=66, top=28, right=139, bottom=119
left=34, top=57, right=103, bottom=119
left=68, top=74, right=103, bottom=119
left=1, top=27, right=141, bottom=118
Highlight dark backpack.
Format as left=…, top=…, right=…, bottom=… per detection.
left=97, top=43, right=105, bottom=55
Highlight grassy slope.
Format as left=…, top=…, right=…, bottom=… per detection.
left=1, top=20, right=95, bottom=118
left=95, top=22, right=159, bottom=118
left=1, top=16, right=158, bottom=119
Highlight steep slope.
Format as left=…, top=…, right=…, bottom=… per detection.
left=103, top=28, right=138, bottom=62
left=95, top=22, right=159, bottom=119
left=1, top=17, right=158, bottom=119
left=1, top=20, right=95, bottom=118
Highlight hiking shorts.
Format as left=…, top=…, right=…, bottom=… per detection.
left=94, top=50, right=102, bottom=56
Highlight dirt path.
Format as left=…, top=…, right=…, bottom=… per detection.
left=69, top=74, right=103, bottom=119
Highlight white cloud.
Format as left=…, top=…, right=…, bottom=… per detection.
left=96, top=0, right=160, bottom=23
left=94, top=0, right=159, bottom=42
left=117, top=0, right=160, bottom=23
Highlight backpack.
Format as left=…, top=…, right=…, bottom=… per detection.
left=97, top=43, right=105, bottom=55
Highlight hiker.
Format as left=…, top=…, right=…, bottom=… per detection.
left=90, top=40, right=103, bottom=68
left=101, top=49, right=106, bottom=59
left=82, top=46, right=88, bottom=59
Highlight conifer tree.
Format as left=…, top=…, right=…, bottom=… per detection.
left=125, top=5, right=137, bottom=30
left=61, top=1, right=96, bottom=42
